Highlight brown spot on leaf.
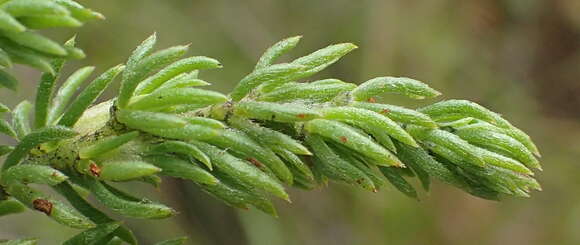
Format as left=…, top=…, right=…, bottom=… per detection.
left=89, top=162, right=101, bottom=177
left=247, top=158, right=263, bottom=168
left=340, top=136, right=348, bottom=143
left=33, top=199, right=53, bottom=215
left=367, top=97, right=376, bottom=103
left=296, top=114, right=306, bottom=119
left=381, top=109, right=390, bottom=114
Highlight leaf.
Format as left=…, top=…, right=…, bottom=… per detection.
left=259, top=79, right=356, bottom=103
left=63, top=222, right=120, bottom=245
left=127, top=87, right=226, bottom=110
left=0, top=10, right=26, bottom=32
left=379, top=166, right=418, bottom=199
left=1, top=165, right=68, bottom=186
left=54, top=182, right=137, bottom=244
left=0, top=198, right=26, bottom=217
left=202, top=129, right=293, bottom=185
left=2, top=0, right=70, bottom=17
left=190, top=140, right=290, bottom=201
left=135, top=56, right=222, bottom=95
left=53, top=0, right=105, bottom=21
left=58, top=64, right=124, bottom=127
left=230, top=63, right=304, bottom=101
left=5, top=182, right=95, bottom=228
left=407, top=126, right=485, bottom=167
left=0, top=37, right=54, bottom=73
left=233, top=101, right=320, bottom=122
left=0, top=69, right=17, bottom=90
left=98, top=160, right=161, bottom=181
left=455, top=127, right=539, bottom=169
left=229, top=117, right=311, bottom=155
left=79, top=131, right=139, bottom=159
left=12, top=101, right=32, bottom=139
left=149, top=140, right=212, bottom=169
left=146, top=155, right=217, bottom=185
left=305, top=119, right=402, bottom=166
left=0, top=119, right=16, bottom=138
left=48, top=66, right=95, bottom=124
left=18, top=15, right=82, bottom=29
left=117, top=33, right=157, bottom=108
left=352, top=76, right=441, bottom=101
left=306, top=135, right=375, bottom=191
left=320, top=106, right=418, bottom=147
left=2, top=31, right=67, bottom=56
left=352, top=102, right=438, bottom=128
left=116, top=110, right=187, bottom=130
left=255, top=35, right=301, bottom=70
left=83, top=178, right=175, bottom=219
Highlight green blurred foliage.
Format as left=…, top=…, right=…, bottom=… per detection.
left=1, top=0, right=580, bottom=244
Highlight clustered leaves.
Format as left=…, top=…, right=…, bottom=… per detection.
left=0, top=0, right=102, bottom=90
left=0, top=3, right=542, bottom=245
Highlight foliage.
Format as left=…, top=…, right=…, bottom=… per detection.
left=0, top=1, right=542, bottom=244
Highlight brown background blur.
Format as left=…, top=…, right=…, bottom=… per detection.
left=1, top=0, right=579, bottom=244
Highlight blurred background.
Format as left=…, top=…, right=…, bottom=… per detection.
left=1, top=0, right=579, bottom=244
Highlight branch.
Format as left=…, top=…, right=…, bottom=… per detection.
left=0, top=34, right=542, bottom=245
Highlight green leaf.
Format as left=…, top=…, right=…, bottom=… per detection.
left=83, top=178, right=175, bottom=219
left=63, top=222, right=121, bottom=245
left=352, top=76, right=441, bottom=101
left=12, top=101, right=32, bottom=139
left=2, top=31, right=67, bottom=56
left=117, top=33, right=157, bottom=108
left=48, top=66, right=95, bottom=124
left=18, top=15, right=82, bottom=29
left=2, top=0, right=70, bottom=17
left=233, top=101, right=320, bottom=122
left=54, top=0, right=105, bottom=21
left=146, top=155, right=217, bottom=185
left=1, top=165, right=68, bottom=186
left=0, top=37, right=54, bottom=73
left=58, top=64, right=124, bottom=127
left=0, top=198, right=26, bottom=217
left=259, top=79, right=356, bottom=103
left=306, top=135, right=375, bottom=191
left=128, top=87, right=226, bottom=110
left=0, top=10, right=26, bottom=32
left=379, top=166, right=418, bottom=199
left=0, top=69, right=17, bottom=90
left=320, top=106, right=418, bottom=147
left=98, top=160, right=161, bottom=181
left=230, top=63, right=304, bottom=101
left=116, top=110, right=187, bottom=130
left=229, top=117, right=311, bottom=155
left=352, top=102, right=438, bottom=128
left=305, top=119, right=402, bottom=167
left=136, top=56, right=222, bottom=95
left=79, top=131, right=139, bottom=159
left=202, top=129, right=293, bottom=185
left=0, top=119, right=16, bottom=138
left=5, top=182, right=95, bottom=228
left=255, top=35, right=301, bottom=70
left=190, top=140, right=290, bottom=201
left=149, top=140, right=212, bottom=170
left=54, top=182, right=137, bottom=245
left=407, top=126, right=485, bottom=167
left=455, top=127, right=539, bottom=169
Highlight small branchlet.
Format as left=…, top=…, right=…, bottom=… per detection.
left=0, top=13, right=542, bottom=245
